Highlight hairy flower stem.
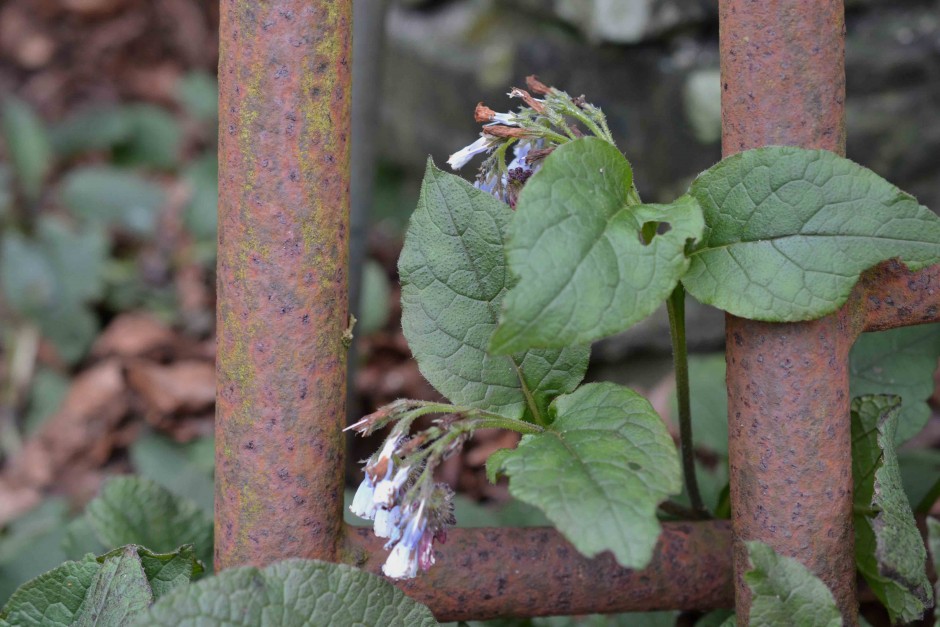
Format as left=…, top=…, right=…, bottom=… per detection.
left=667, top=284, right=710, bottom=519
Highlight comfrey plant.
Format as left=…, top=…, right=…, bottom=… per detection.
left=348, top=75, right=940, bottom=622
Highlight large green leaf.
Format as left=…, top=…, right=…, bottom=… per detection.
left=490, top=138, right=704, bottom=353
left=0, top=556, right=99, bottom=626
left=75, top=546, right=153, bottom=626
left=134, top=559, right=437, bottom=626
left=59, top=166, right=165, bottom=236
left=85, top=476, right=213, bottom=569
left=850, top=324, right=940, bottom=444
left=399, top=161, right=589, bottom=422
left=488, top=382, right=681, bottom=568
left=682, top=147, right=940, bottom=321
left=851, top=395, right=933, bottom=624
left=0, top=545, right=200, bottom=627
left=1, top=97, right=53, bottom=203
left=744, top=541, right=842, bottom=627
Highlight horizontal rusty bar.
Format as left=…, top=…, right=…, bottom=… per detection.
left=860, top=260, right=940, bottom=332
left=343, top=522, right=734, bottom=622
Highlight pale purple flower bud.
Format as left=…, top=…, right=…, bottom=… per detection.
left=418, top=531, right=435, bottom=571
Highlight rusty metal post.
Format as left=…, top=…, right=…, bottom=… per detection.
left=216, top=0, right=352, bottom=569
left=719, top=1, right=857, bottom=623
left=345, top=522, right=734, bottom=621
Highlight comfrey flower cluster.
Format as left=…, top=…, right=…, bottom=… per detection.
left=447, top=75, right=616, bottom=207
left=346, top=399, right=538, bottom=579
left=346, top=401, right=463, bottom=580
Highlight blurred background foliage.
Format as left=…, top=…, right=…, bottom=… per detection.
left=0, top=0, right=938, bottom=624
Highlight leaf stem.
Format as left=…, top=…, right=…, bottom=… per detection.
left=667, top=283, right=710, bottom=518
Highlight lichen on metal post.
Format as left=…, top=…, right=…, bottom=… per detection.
left=719, top=1, right=860, bottom=624
left=216, top=0, right=352, bottom=569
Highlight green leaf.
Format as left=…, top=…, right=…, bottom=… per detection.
left=134, top=559, right=437, bottom=626
left=0, top=498, right=71, bottom=603
left=51, top=107, right=134, bottom=157
left=682, top=146, right=940, bottom=321
left=177, top=72, right=219, bottom=124
left=97, top=545, right=203, bottom=600
left=115, top=105, right=182, bottom=170
left=850, top=324, right=940, bottom=444
left=0, top=231, right=57, bottom=318
left=0, top=555, right=100, bottom=626
left=24, top=368, right=69, bottom=436
left=899, top=449, right=940, bottom=513
left=85, top=476, right=213, bottom=569
left=672, top=353, right=728, bottom=457
left=359, top=259, right=391, bottom=335
left=695, top=610, right=735, bottom=627
left=851, top=395, right=933, bottom=624
left=744, top=541, right=842, bottom=627
left=130, top=432, right=215, bottom=516
left=0, top=545, right=202, bottom=627
left=489, top=382, right=681, bottom=568
left=59, top=166, right=165, bottom=236
left=1, top=97, right=53, bottom=203
left=490, top=138, right=704, bottom=353
left=76, top=546, right=153, bottom=626
left=38, top=305, right=99, bottom=365
left=182, top=152, right=218, bottom=243
left=927, top=517, right=940, bottom=627
left=399, top=160, right=589, bottom=421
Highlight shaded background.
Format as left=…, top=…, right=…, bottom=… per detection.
left=0, top=0, right=938, bottom=623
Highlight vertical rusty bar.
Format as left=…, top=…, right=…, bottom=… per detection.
left=216, top=0, right=352, bottom=569
left=719, top=2, right=858, bottom=624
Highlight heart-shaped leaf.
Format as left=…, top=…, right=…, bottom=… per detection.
left=851, top=395, right=933, bottom=624
left=490, top=138, right=704, bottom=353
left=399, top=161, right=589, bottom=422
left=682, top=147, right=940, bottom=321
left=489, top=382, right=681, bottom=568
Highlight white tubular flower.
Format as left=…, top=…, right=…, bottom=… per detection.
left=447, top=135, right=491, bottom=170
left=487, top=111, right=517, bottom=126
left=372, top=466, right=411, bottom=509
left=382, top=541, right=419, bottom=580
left=349, top=477, right=377, bottom=520
left=374, top=505, right=402, bottom=540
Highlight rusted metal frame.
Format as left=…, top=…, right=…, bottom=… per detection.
left=719, top=0, right=861, bottom=624
left=213, top=0, right=940, bottom=622
left=216, top=0, right=353, bottom=569
left=344, top=522, right=734, bottom=622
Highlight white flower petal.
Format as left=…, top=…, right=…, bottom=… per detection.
left=447, top=136, right=491, bottom=170
left=349, top=479, right=377, bottom=519
left=374, top=505, right=402, bottom=539
left=382, top=542, right=418, bottom=580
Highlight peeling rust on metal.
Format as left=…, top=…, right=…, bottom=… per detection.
left=720, top=1, right=859, bottom=624
left=216, top=0, right=352, bottom=569
left=343, top=523, right=734, bottom=622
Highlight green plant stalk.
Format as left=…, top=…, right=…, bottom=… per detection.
left=667, top=283, right=710, bottom=518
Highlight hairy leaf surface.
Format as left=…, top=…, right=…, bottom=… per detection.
left=683, top=147, right=940, bottom=321
left=851, top=395, right=933, bottom=624
left=135, top=559, right=436, bottom=626
left=400, top=161, right=589, bottom=421
left=491, top=138, right=704, bottom=352
left=745, top=541, right=842, bottom=627
left=489, top=382, right=681, bottom=568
